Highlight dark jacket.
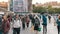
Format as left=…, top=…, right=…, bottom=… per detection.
left=29, top=15, right=35, bottom=24
left=57, top=19, right=60, bottom=26
left=42, top=15, right=47, bottom=26
left=21, top=17, right=25, bottom=24
left=31, top=17, right=35, bottom=25
left=0, top=17, right=2, bottom=31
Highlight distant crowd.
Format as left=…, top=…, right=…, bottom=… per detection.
left=0, top=13, right=60, bottom=34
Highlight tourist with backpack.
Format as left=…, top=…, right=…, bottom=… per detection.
left=34, top=15, right=40, bottom=34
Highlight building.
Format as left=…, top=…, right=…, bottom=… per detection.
left=0, top=2, right=8, bottom=9
left=35, top=1, right=60, bottom=8
left=0, top=7, right=14, bottom=15
left=9, top=0, right=13, bottom=11
left=23, top=0, right=28, bottom=12
left=35, top=3, right=43, bottom=7
left=9, top=0, right=32, bottom=14
left=28, top=0, right=32, bottom=12
left=13, top=0, right=24, bottom=12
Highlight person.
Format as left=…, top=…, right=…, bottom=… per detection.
left=47, top=15, right=58, bottom=34
left=48, top=14, right=51, bottom=23
left=42, top=13, right=47, bottom=34
left=2, top=15, right=10, bottom=34
left=13, top=15, right=21, bottom=34
left=0, top=15, right=3, bottom=34
left=57, top=15, right=60, bottom=34
left=7, top=15, right=12, bottom=23
left=21, top=16, right=25, bottom=30
left=30, top=15, right=35, bottom=26
left=53, top=15, right=58, bottom=23
left=25, top=15, right=30, bottom=28
left=34, top=16, right=40, bottom=34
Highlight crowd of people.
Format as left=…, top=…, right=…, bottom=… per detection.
left=0, top=13, right=60, bottom=34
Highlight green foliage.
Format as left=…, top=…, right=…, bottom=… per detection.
left=32, top=5, right=60, bottom=14
left=33, top=6, right=46, bottom=13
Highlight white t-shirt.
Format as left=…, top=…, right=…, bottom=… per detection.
left=13, top=20, right=21, bottom=28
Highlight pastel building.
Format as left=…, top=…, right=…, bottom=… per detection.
left=9, top=0, right=32, bottom=13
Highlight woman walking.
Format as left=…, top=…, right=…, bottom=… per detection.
left=2, top=15, right=10, bottom=34
left=34, top=16, right=40, bottom=34
left=21, top=16, right=25, bottom=30
left=13, top=15, right=21, bottom=34
left=25, top=15, right=30, bottom=28
left=47, top=16, right=58, bottom=34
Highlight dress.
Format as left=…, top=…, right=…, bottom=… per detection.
left=47, top=16, right=58, bottom=34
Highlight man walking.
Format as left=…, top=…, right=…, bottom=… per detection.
left=42, top=13, right=47, bottom=34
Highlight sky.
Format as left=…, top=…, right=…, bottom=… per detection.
left=32, top=0, right=60, bottom=4
left=0, top=0, right=8, bottom=2
left=0, top=0, right=60, bottom=4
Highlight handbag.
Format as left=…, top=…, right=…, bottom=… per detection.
left=38, top=27, right=41, bottom=31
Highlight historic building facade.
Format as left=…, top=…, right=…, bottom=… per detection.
left=9, top=0, right=32, bottom=13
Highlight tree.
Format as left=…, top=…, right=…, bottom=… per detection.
left=32, top=5, right=60, bottom=14
left=33, top=6, right=46, bottom=13
left=32, top=4, right=35, bottom=9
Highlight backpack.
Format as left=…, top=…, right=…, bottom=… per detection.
left=35, top=18, right=40, bottom=26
